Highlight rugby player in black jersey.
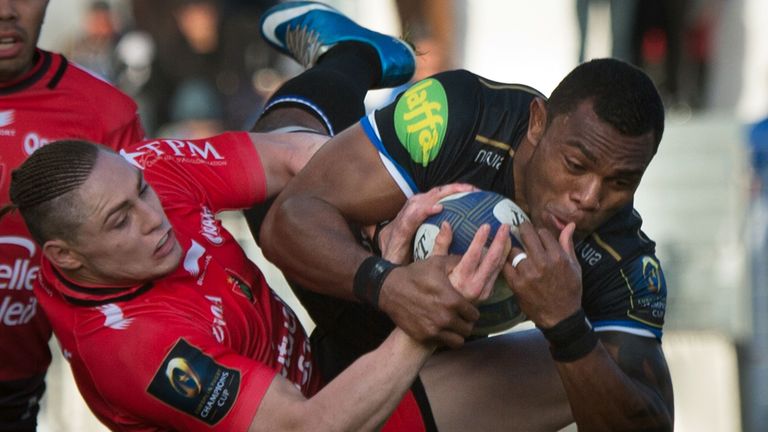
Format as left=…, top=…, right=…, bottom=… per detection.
left=260, top=10, right=673, bottom=432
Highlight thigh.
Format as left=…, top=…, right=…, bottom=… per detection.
left=420, top=328, right=573, bottom=432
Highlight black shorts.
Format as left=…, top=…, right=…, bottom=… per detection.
left=0, top=373, right=45, bottom=432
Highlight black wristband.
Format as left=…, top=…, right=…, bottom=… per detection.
left=538, top=309, right=598, bottom=362
left=353, top=256, right=397, bottom=309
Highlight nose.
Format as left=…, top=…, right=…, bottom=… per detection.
left=0, top=1, right=17, bottom=21
left=572, top=175, right=601, bottom=211
left=136, top=199, right=165, bottom=235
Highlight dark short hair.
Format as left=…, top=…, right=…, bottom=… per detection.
left=6, top=140, right=102, bottom=245
left=547, top=58, right=665, bottom=153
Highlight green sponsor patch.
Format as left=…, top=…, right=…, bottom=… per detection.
left=394, top=78, right=448, bottom=166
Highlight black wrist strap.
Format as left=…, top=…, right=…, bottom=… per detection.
left=353, top=256, right=397, bottom=309
left=538, top=309, right=598, bottom=362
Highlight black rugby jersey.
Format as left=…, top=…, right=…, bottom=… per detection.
left=362, top=69, right=666, bottom=339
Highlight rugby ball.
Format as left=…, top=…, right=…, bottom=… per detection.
left=413, top=190, right=529, bottom=335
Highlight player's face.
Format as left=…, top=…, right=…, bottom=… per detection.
left=68, top=151, right=183, bottom=286
left=521, top=100, right=655, bottom=243
left=0, top=0, right=49, bottom=81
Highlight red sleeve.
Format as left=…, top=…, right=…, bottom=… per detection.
left=125, top=132, right=267, bottom=212
left=78, top=319, right=276, bottom=431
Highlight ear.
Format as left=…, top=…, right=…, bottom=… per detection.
left=526, top=97, right=548, bottom=147
left=43, top=240, right=84, bottom=271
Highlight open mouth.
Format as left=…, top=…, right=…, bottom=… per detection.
left=154, top=229, right=175, bottom=258
left=0, top=36, right=22, bottom=59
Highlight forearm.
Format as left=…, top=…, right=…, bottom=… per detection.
left=555, top=343, right=673, bottom=430
left=261, top=194, right=373, bottom=300
left=249, top=329, right=433, bottom=432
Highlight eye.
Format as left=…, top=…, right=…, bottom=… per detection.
left=113, top=214, right=129, bottom=229
left=139, top=183, right=150, bottom=196
left=564, top=157, right=585, bottom=173
left=611, top=177, right=638, bottom=189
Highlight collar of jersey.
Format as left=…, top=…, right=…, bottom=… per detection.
left=0, top=49, right=51, bottom=94
left=41, top=258, right=153, bottom=307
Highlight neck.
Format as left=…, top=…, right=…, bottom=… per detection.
left=58, top=266, right=140, bottom=290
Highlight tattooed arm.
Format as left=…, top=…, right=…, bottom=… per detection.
left=554, top=331, right=674, bottom=430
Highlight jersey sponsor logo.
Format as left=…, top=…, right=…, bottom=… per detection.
left=205, top=295, right=227, bottom=343
left=96, top=303, right=134, bottom=330
left=0, top=110, right=15, bottom=136
left=474, top=149, right=504, bottom=170
left=183, top=240, right=207, bottom=278
left=23, top=132, right=54, bottom=155
left=394, top=78, right=448, bottom=166
left=0, top=236, right=39, bottom=291
left=578, top=242, right=603, bottom=267
left=272, top=294, right=313, bottom=388
left=148, top=338, right=240, bottom=425
left=0, top=295, right=38, bottom=326
left=0, top=110, right=13, bottom=128
left=120, top=139, right=225, bottom=170
left=200, top=206, right=223, bottom=245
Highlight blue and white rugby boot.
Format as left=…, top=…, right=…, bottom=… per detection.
left=260, top=1, right=415, bottom=88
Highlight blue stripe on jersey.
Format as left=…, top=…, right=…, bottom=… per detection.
left=592, top=319, right=663, bottom=340
left=360, top=114, right=419, bottom=195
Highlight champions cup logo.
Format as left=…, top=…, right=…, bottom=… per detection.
left=641, top=256, right=663, bottom=293
left=394, top=78, right=448, bottom=166
left=166, top=357, right=202, bottom=398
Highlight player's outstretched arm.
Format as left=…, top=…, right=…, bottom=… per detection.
left=249, top=328, right=433, bottom=432
left=503, top=222, right=673, bottom=430
left=262, top=125, right=480, bottom=348
left=250, top=219, right=508, bottom=431
left=247, top=131, right=328, bottom=199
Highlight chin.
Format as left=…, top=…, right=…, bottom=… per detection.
left=154, top=246, right=183, bottom=278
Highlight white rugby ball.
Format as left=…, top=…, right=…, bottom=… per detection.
left=412, top=190, right=529, bottom=335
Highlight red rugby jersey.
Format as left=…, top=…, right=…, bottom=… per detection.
left=0, top=49, right=144, bottom=380
left=35, top=132, right=321, bottom=431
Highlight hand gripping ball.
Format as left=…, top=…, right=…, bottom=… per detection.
left=413, top=190, right=529, bottom=335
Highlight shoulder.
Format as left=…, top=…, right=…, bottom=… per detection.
left=577, top=206, right=667, bottom=337
left=577, top=205, right=656, bottom=270
left=56, top=57, right=139, bottom=121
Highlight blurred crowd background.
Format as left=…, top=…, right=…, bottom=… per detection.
left=31, top=0, right=768, bottom=431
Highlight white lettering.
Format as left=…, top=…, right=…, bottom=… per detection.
left=135, top=140, right=164, bottom=156
left=163, top=140, right=187, bottom=156
left=580, top=244, right=603, bottom=266
left=23, top=132, right=51, bottom=155
left=200, top=207, right=223, bottom=245
left=0, top=260, right=39, bottom=290
left=0, top=296, right=37, bottom=326
left=186, top=140, right=223, bottom=160
left=205, top=295, right=226, bottom=343
left=201, top=371, right=229, bottom=418
left=474, top=149, right=504, bottom=170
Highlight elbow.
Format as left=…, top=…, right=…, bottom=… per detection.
left=259, top=200, right=284, bottom=263
left=620, top=400, right=674, bottom=431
